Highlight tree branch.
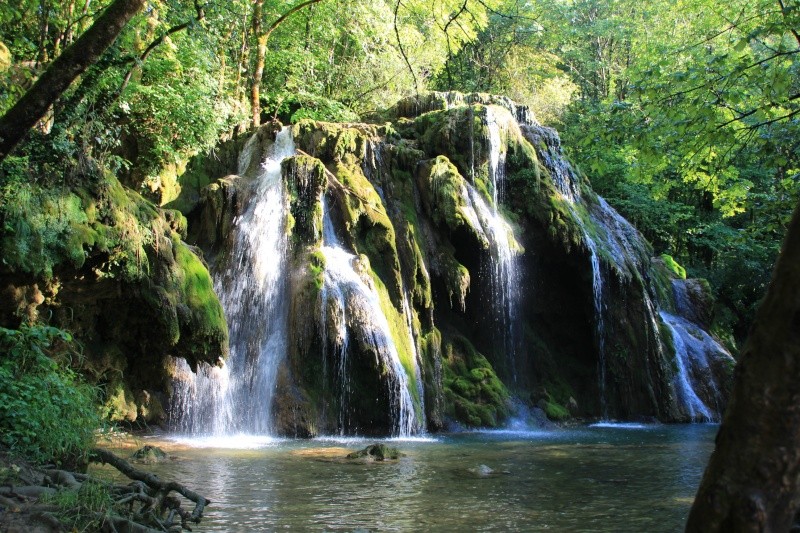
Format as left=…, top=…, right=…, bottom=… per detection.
left=119, top=1, right=207, bottom=94
left=0, top=0, right=146, bottom=162
left=394, top=0, right=418, bottom=94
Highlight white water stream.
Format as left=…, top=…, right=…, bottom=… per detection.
left=173, top=127, right=295, bottom=435
left=319, top=202, right=423, bottom=436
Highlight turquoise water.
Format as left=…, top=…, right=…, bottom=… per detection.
left=97, top=424, right=716, bottom=532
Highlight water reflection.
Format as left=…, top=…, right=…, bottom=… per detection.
left=98, top=425, right=716, bottom=532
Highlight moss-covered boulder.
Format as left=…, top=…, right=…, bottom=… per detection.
left=0, top=163, right=228, bottom=425
left=346, top=443, right=402, bottom=461
left=130, top=445, right=168, bottom=464
left=443, top=334, right=510, bottom=427
left=283, top=155, right=327, bottom=247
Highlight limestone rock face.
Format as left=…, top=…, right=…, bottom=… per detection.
left=15, top=92, right=732, bottom=431
left=0, top=168, right=228, bottom=424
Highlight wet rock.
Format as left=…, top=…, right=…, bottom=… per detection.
left=567, top=397, right=579, bottom=416
left=470, top=464, right=494, bottom=477
left=130, top=445, right=168, bottom=464
left=346, top=444, right=402, bottom=462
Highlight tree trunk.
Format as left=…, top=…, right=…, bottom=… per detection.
left=0, top=0, right=146, bottom=162
left=686, top=200, right=800, bottom=531
left=250, top=0, right=265, bottom=128
left=249, top=0, right=324, bottom=128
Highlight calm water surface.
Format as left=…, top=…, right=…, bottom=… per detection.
left=96, top=424, right=717, bottom=532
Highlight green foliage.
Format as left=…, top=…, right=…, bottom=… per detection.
left=43, top=479, right=114, bottom=531
left=120, top=37, right=243, bottom=178
left=263, top=91, right=359, bottom=124
left=0, top=324, right=100, bottom=465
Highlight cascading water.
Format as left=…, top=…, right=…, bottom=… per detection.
left=172, top=127, right=296, bottom=435
left=659, top=311, right=723, bottom=421
left=584, top=235, right=607, bottom=417
left=471, top=108, right=522, bottom=381
left=318, top=201, right=423, bottom=436
left=486, top=107, right=506, bottom=208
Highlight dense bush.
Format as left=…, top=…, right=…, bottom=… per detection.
left=0, top=324, right=100, bottom=465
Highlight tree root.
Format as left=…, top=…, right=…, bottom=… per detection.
left=90, top=448, right=210, bottom=527
left=0, top=448, right=209, bottom=533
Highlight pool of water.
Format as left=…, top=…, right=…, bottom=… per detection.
left=94, top=424, right=717, bottom=532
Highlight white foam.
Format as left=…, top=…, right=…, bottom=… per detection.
left=589, top=422, right=652, bottom=430
left=166, top=434, right=285, bottom=449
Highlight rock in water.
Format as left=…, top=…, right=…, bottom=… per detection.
left=346, top=444, right=402, bottom=461
left=130, top=445, right=169, bottom=464
left=471, top=464, right=494, bottom=477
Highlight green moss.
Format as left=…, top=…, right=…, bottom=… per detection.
left=660, top=254, right=687, bottom=279
left=172, top=239, right=229, bottom=361
left=415, top=156, right=490, bottom=249
left=440, top=251, right=470, bottom=310
left=544, top=400, right=570, bottom=421
left=292, top=120, right=381, bottom=163
left=283, top=155, right=327, bottom=246
left=442, top=334, right=510, bottom=427
left=308, top=249, right=326, bottom=292
left=163, top=209, right=188, bottom=239
left=332, top=159, right=403, bottom=305
left=651, top=258, right=677, bottom=310
left=101, top=381, right=138, bottom=422
left=0, top=169, right=168, bottom=281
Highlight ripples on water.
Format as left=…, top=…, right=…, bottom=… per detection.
left=96, top=425, right=717, bottom=532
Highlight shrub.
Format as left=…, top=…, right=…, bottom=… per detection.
left=0, top=324, right=100, bottom=465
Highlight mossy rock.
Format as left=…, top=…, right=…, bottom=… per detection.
left=415, top=156, right=488, bottom=249
left=442, top=334, right=510, bottom=427
left=102, top=381, right=138, bottom=423
left=659, top=254, right=686, bottom=279
left=0, top=160, right=229, bottom=424
left=130, top=445, right=169, bottom=464
left=346, top=444, right=402, bottom=461
left=328, top=159, right=404, bottom=307
left=283, top=155, right=327, bottom=247
left=172, top=123, right=281, bottom=213
left=292, top=120, right=381, bottom=163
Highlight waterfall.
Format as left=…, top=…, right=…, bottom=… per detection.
left=172, top=127, right=296, bottom=435
left=660, top=312, right=716, bottom=421
left=319, top=202, right=423, bottom=436
left=465, top=109, right=522, bottom=382
left=582, top=234, right=607, bottom=417
left=486, top=106, right=506, bottom=208
left=659, top=311, right=731, bottom=422
left=401, top=288, right=426, bottom=428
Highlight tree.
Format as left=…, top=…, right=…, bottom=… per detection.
left=250, top=0, right=324, bottom=127
left=686, top=197, right=800, bottom=530
left=0, top=0, right=146, bottom=162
